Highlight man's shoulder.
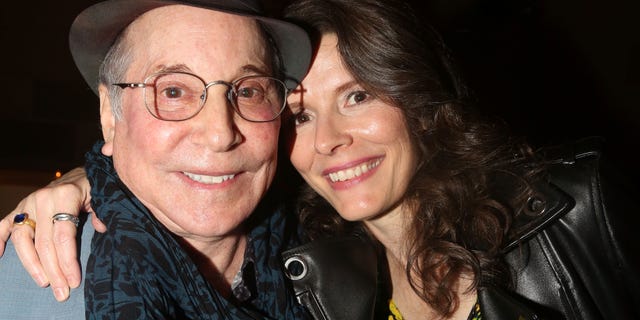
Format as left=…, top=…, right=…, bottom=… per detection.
left=91, top=212, right=192, bottom=281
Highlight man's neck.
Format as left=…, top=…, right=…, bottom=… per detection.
left=177, top=231, right=248, bottom=297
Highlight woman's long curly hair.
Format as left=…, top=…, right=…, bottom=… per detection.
left=284, top=0, right=544, bottom=317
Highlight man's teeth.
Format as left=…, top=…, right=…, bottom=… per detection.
left=183, top=172, right=235, bottom=184
left=328, top=159, right=381, bottom=182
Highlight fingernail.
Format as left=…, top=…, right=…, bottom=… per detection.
left=54, top=287, right=69, bottom=302
left=35, top=274, right=49, bottom=287
left=68, top=275, right=80, bottom=288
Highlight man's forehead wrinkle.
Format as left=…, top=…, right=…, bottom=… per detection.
left=140, top=64, right=272, bottom=80
left=152, top=64, right=192, bottom=73
left=240, top=64, right=271, bottom=76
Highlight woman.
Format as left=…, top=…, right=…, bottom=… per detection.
left=282, top=0, right=542, bottom=318
left=283, top=2, right=640, bottom=319
left=4, top=0, right=617, bottom=319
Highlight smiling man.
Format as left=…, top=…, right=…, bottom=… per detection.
left=81, top=1, right=310, bottom=318
left=0, top=0, right=311, bottom=318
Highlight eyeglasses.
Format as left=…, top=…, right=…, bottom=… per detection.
left=113, top=71, right=288, bottom=122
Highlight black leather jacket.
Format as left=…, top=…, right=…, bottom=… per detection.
left=282, top=137, right=640, bottom=320
left=504, top=137, right=640, bottom=319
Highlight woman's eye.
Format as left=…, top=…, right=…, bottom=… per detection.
left=293, top=110, right=311, bottom=125
left=346, top=91, right=370, bottom=105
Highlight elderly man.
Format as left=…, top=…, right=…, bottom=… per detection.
left=0, top=0, right=311, bottom=318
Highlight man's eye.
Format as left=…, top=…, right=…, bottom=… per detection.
left=162, top=87, right=184, bottom=99
left=238, top=86, right=266, bottom=99
left=238, top=87, right=253, bottom=98
left=346, top=91, right=370, bottom=105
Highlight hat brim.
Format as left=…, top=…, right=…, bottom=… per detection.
left=69, top=0, right=311, bottom=94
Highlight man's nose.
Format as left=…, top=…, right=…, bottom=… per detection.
left=191, top=85, right=242, bottom=151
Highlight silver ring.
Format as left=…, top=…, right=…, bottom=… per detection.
left=52, top=213, right=80, bottom=227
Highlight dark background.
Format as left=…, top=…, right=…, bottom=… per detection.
left=1, top=0, right=638, bottom=185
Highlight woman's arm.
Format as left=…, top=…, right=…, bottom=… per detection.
left=0, top=167, right=105, bottom=301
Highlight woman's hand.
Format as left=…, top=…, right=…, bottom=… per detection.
left=0, top=167, right=105, bottom=301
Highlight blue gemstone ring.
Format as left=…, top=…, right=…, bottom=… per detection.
left=52, top=213, right=80, bottom=227
left=13, top=213, right=36, bottom=229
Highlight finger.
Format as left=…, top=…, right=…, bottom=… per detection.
left=0, top=214, right=12, bottom=257
left=1, top=199, right=32, bottom=256
left=32, top=187, right=84, bottom=301
left=6, top=197, right=51, bottom=287
left=52, top=214, right=82, bottom=288
left=90, top=212, right=108, bottom=233
left=11, top=220, right=50, bottom=287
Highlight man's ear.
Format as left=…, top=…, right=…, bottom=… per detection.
left=99, top=84, right=115, bottom=156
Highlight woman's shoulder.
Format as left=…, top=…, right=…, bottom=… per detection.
left=503, top=137, right=640, bottom=319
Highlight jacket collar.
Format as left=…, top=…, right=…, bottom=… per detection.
left=502, top=179, right=575, bottom=253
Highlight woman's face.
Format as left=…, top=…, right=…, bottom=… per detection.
left=287, top=33, right=420, bottom=222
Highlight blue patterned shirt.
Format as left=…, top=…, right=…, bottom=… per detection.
left=85, top=141, right=308, bottom=320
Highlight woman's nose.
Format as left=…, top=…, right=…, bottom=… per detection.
left=313, top=115, right=352, bottom=155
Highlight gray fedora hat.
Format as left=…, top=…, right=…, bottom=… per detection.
left=69, top=0, right=311, bottom=94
